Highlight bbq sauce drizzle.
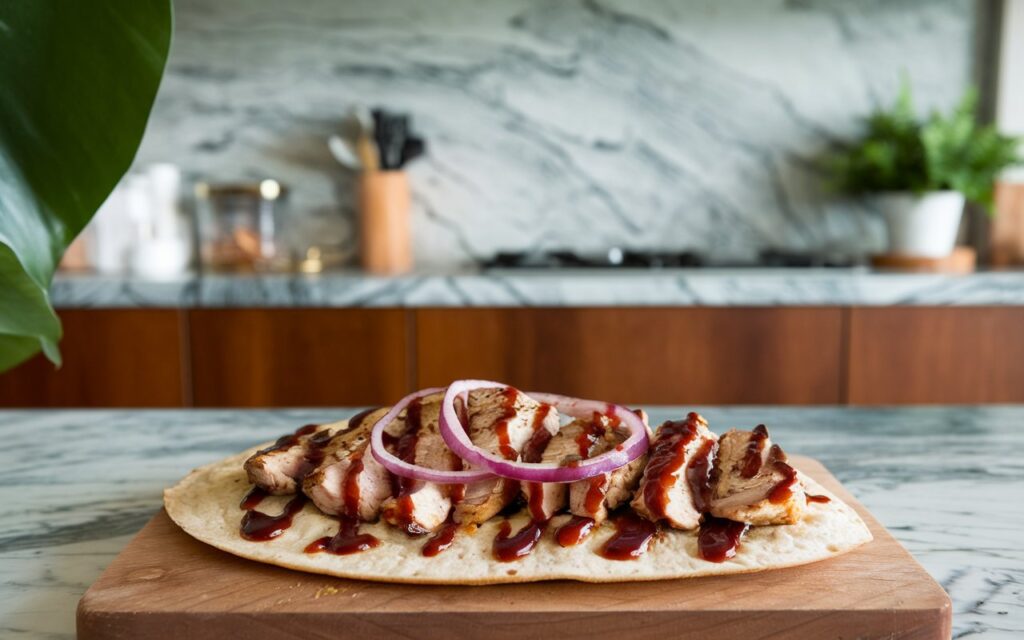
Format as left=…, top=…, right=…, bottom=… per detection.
left=240, top=493, right=307, bottom=541
left=342, top=452, right=366, bottom=518
left=240, top=423, right=325, bottom=542
left=309, top=407, right=390, bottom=555
left=305, top=515, right=381, bottom=556
left=697, top=516, right=749, bottom=562
left=541, top=409, right=637, bottom=551
left=256, top=423, right=325, bottom=484
left=740, top=424, right=770, bottom=478
left=641, top=414, right=704, bottom=520
left=498, top=403, right=618, bottom=560
left=693, top=427, right=799, bottom=561
left=246, top=412, right=798, bottom=565
left=422, top=519, right=459, bottom=557
left=494, top=387, right=521, bottom=460
left=240, top=486, right=268, bottom=510
left=599, top=510, right=659, bottom=560
left=493, top=519, right=546, bottom=562
left=418, top=400, right=483, bottom=557
left=387, top=398, right=429, bottom=536
left=584, top=475, right=607, bottom=514
left=257, top=423, right=319, bottom=456
left=522, top=403, right=555, bottom=522
left=246, top=412, right=389, bottom=549
left=461, top=418, right=789, bottom=563
left=555, top=515, right=596, bottom=547
left=766, top=445, right=799, bottom=504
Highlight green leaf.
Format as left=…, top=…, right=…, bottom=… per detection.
left=828, top=80, right=1023, bottom=212
left=0, top=1, right=172, bottom=370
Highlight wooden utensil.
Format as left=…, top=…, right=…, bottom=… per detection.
left=359, top=171, right=411, bottom=275
left=77, top=456, right=951, bottom=639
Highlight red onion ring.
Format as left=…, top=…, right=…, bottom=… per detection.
left=440, top=380, right=650, bottom=483
left=369, top=387, right=495, bottom=484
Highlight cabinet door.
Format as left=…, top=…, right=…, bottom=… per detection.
left=848, top=307, right=1024, bottom=404
left=188, top=309, right=411, bottom=406
left=0, top=309, right=187, bottom=407
left=415, top=308, right=843, bottom=405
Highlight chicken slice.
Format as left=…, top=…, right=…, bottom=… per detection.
left=302, top=407, right=397, bottom=520
left=568, top=410, right=652, bottom=525
left=381, top=400, right=464, bottom=534
left=630, top=412, right=718, bottom=530
left=520, top=405, right=574, bottom=522
left=244, top=422, right=340, bottom=495
left=708, top=425, right=805, bottom=525
left=454, top=387, right=560, bottom=525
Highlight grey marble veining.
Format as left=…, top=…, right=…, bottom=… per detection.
left=1, top=406, right=1021, bottom=637
left=132, top=0, right=976, bottom=267
left=50, top=269, right=1024, bottom=308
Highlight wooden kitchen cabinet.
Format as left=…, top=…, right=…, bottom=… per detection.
left=847, top=307, right=1024, bottom=404
left=6, top=305, right=1023, bottom=408
left=188, top=309, right=412, bottom=406
left=415, top=308, right=844, bottom=405
left=0, top=309, right=188, bottom=407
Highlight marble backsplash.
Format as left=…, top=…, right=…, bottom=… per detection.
left=134, top=0, right=976, bottom=267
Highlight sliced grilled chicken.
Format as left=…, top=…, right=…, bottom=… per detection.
left=381, top=400, right=464, bottom=534
left=630, top=412, right=718, bottom=530
left=244, top=422, right=340, bottom=495
left=708, top=425, right=805, bottom=525
left=302, top=407, right=396, bottom=520
left=520, top=411, right=577, bottom=522
left=567, top=410, right=652, bottom=525
left=454, top=387, right=560, bottom=525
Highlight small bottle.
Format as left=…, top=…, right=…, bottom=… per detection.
left=130, top=163, right=192, bottom=279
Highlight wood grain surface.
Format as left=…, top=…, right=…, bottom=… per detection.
left=77, top=456, right=950, bottom=639
left=848, top=306, right=1024, bottom=404
left=188, top=309, right=412, bottom=406
left=415, top=308, right=844, bottom=405
left=0, top=309, right=188, bottom=407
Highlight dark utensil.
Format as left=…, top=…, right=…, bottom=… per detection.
left=400, top=137, right=426, bottom=167
left=372, top=109, right=408, bottom=170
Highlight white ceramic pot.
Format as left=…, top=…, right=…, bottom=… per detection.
left=875, top=191, right=965, bottom=257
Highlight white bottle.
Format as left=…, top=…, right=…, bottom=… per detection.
left=129, top=163, right=192, bottom=279
left=90, top=179, right=135, bottom=273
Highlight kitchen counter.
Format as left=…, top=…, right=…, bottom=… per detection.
left=1, top=407, right=1021, bottom=638
left=49, top=268, right=1024, bottom=308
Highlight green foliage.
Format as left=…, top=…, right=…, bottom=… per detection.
left=0, top=1, right=172, bottom=371
left=830, top=80, right=1022, bottom=214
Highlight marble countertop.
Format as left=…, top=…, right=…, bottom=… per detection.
left=50, top=268, right=1024, bottom=308
left=1, top=407, right=1021, bottom=638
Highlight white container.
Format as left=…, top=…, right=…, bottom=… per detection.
left=875, top=191, right=965, bottom=257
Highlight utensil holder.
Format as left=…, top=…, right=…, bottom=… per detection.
left=359, top=171, right=411, bottom=275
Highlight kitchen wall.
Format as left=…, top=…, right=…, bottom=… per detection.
left=134, top=0, right=978, bottom=267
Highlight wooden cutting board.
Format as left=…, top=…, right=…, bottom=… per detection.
left=77, top=456, right=951, bottom=639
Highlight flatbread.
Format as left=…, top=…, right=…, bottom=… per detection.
left=164, top=431, right=873, bottom=585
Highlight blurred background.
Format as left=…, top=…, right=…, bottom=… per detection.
left=3, top=0, right=1023, bottom=408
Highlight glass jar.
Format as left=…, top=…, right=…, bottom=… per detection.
left=194, top=180, right=288, bottom=272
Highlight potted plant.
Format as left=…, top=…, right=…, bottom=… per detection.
left=0, top=1, right=171, bottom=371
left=830, top=82, right=1021, bottom=257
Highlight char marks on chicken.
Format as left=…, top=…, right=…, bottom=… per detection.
left=381, top=398, right=465, bottom=534
left=244, top=422, right=338, bottom=495
left=241, top=380, right=821, bottom=564
left=630, top=412, right=718, bottom=530
left=708, top=425, right=805, bottom=525
left=454, top=387, right=560, bottom=525
left=566, top=411, right=652, bottom=525
left=520, top=403, right=575, bottom=522
left=301, top=407, right=395, bottom=521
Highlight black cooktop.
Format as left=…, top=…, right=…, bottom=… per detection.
left=480, top=249, right=859, bottom=270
